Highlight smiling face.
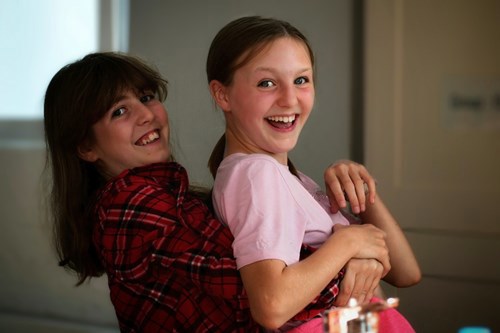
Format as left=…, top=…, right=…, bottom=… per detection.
left=78, top=90, right=170, bottom=178
left=212, top=37, right=315, bottom=165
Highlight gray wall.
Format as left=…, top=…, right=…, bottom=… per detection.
left=128, top=0, right=353, bottom=186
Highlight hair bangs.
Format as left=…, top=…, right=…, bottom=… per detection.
left=81, top=53, right=168, bottom=124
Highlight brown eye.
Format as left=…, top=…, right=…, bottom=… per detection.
left=111, top=107, right=126, bottom=118
left=140, top=94, right=155, bottom=103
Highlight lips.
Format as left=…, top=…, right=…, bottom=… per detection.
left=135, top=130, right=160, bottom=146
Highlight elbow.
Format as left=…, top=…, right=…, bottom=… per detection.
left=408, top=267, right=422, bottom=286
left=253, top=317, right=285, bottom=331
left=391, top=266, right=422, bottom=287
left=250, top=299, right=290, bottom=330
left=405, top=265, right=422, bottom=286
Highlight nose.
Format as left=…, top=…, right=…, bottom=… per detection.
left=277, top=83, right=298, bottom=108
left=135, top=101, right=155, bottom=125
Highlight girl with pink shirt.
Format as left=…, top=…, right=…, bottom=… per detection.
left=207, top=16, right=421, bottom=332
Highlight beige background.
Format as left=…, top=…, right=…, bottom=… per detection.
left=365, top=0, right=500, bottom=331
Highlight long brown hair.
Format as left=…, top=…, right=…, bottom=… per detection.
left=206, top=16, right=314, bottom=178
left=43, top=52, right=168, bottom=284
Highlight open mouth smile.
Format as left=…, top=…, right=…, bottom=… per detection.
left=266, top=114, right=297, bottom=129
left=135, top=130, right=160, bottom=146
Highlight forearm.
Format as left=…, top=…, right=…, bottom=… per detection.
left=240, top=233, right=355, bottom=329
left=360, top=197, right=421, bottom=286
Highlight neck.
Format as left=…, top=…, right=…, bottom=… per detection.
left=224, top=129, right=288, bottom=165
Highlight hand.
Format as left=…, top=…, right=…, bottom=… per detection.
left=324, top=160, right=377, bottom=214
left=333, top=258, right=383, bottom=306
left=332, top=224, right=390, bottom=276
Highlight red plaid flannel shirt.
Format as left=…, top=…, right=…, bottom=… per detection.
left=92, top=162, right=342, bottom=332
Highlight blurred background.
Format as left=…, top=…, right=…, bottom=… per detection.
left=0, top=0, right=498, bottom=332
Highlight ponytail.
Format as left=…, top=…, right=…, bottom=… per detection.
left=208, top=134, right=226, bottom=178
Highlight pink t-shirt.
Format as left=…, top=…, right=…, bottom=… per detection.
left=212, top=153, right=349, bottom=269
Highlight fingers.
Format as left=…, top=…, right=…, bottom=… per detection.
left=344, top=175, right=366, bottom=214
left=380, top=255, right=391, bottom=277
left=364, top=175, right=377, bottom=205
left=324, top=166, right=347, bottom=213
left=324, top=160, right=377, bottom=215
left=372, top=230, right=391, bottom=276
left=334, top=259, right=384, bottom=306
left=352, top=260, right=382, bottom=304
left=325, top=183, right=343, bottom=214
left=364, top=261, right=384, bottom=303
left=333, top=268, right=354, bottom=307
left=370, top=226, right=390, bottom=275
left=350, top=273, right=370, bottom=304
left=374, top=243, right=391, bottom=277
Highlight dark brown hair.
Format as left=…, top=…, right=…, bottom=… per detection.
left=206, top=16, right=314, bottom=177
left=43, top=52, right=168, bottom=284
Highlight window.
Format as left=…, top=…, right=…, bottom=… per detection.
left=0, top=0, right=129, bottom=121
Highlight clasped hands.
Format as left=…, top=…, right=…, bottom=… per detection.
left=324, top=160, right=389, bottom=306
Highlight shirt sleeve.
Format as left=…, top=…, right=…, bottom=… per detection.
left=95, top=181, right=245, bottom=301
left=214, top=156, right=307, bottom=268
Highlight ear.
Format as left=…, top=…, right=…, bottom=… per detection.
left=209, top=80, right=231, bottom=112
left=77, top=142, right=98, bottom=163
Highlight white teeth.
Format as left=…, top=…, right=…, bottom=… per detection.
left=267, top=115, right=296, bottom=123
left=148, top=131, right=159, bottom=142
left=138, top=131, right=159, bottom=145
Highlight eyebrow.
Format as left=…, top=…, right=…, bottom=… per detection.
left=114, top=95, right=127, bottom=102
left=111, top=91, right=135, bottom=105
left=254, top=67, right=313, bottom=75
left=107, top=94, right=132, bottom=113
left=109, top=95, right=127, bottom=107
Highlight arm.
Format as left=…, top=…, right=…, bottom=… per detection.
left=239, top=223, right=389, bottom=329
left=359, top=197, right=421, bottom=286
left=324, top=160, right=421, bottom=287
left=214, top=156, right=390, bottom=329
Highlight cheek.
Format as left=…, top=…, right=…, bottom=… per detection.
left=239, top=93, right=271, bottom=115
left=158, top=110, right=169, bottom=126
left=228, top=85, right=261, bottom=109
left=91, top=125, right=112, bottom=150
left=302, top=91, right=315, bottom=112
